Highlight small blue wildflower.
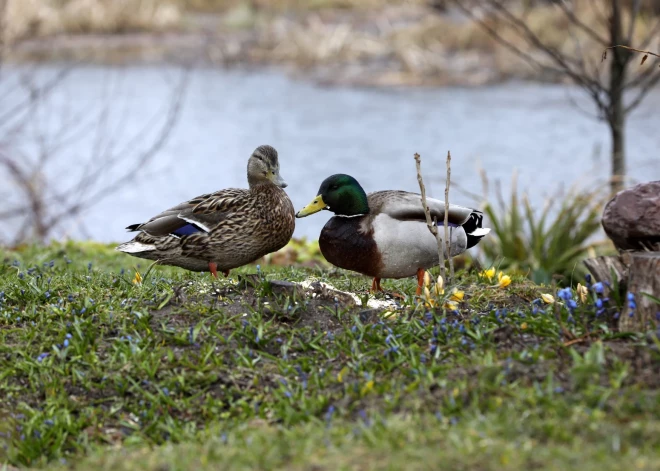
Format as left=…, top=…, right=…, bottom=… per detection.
left=627, top=292, right=637, bottom=315
left=66, top=333, right=72, bottom=339
left=44, top=419, right=54, bottom=426
left=45, top=291, right=50, bottom=299
left=18, top=272, right=24, bottom=279
left=593, top=282, right=604, bottom=294
left=351, top=326, right=357, bottom=333
left=557, top=288, right=572, bottom=302
left=326, top=332, right=334, bottom=341
left=554, top=386, right=564, bottom=394
left=425, top=312, right=433, bottom=322
left=63, top=339, right=69, bottom=348
left=37, top=353, right=49, bottom=362
left=325, top=405, right=335, bottom=424
left=162, top=387, right=169, bottom=396
left=420, top=353, right=427, bottom=363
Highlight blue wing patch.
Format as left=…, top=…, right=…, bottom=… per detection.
left=172, top=223, right=204, bottom=237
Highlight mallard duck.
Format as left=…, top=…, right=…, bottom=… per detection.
left=116, top=145, right=295, bottom=277
left=296, top=174, right=490, bottom=294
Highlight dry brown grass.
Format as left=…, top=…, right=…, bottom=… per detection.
left=3, top=0, right=182, bottom=43
left=3, top=0, right=659, bottom=87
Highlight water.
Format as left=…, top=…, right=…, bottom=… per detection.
left=1, top=64, right=659, bottom=244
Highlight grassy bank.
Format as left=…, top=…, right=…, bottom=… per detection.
left=0, top=241, right=659, bottom=469
left=6, top=1, right=659, bottom=86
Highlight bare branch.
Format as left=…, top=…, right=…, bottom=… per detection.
left=451, top=0, right=610, bottom=115
left=625, top=68, right=660, bottom=114
left=444, top=151, right=453, bottom=281
left=626, top=0, right=642, bottom=45
left=414, top=152, right=446, bottom=281
left=603, top=44, right=660, bottom=63
left=557, top=0, right=608, bottom=46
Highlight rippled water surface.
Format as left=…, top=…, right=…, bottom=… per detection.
left=2, top=65, right=659, bottom=243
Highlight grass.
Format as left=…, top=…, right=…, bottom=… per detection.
left=0, top=241, right=659, bottom=469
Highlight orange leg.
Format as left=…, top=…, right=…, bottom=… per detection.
left=371, top=277, right=382, bottom=292
left=415, top=268, right=425, bottom=296
left=208, top=262, right=218, bottom=279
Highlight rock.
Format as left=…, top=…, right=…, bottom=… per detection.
left=301, top=280, right=358, bottom=308
left=602, top=181, right=660, bottom=251
left=268, top=280, right=303, bottom=298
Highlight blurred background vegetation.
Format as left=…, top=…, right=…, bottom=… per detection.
left=1, top=0, right=659, bottom=285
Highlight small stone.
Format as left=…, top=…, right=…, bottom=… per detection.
left=358, top=309, right=381, bottom=323
left=602, top=181, right=660, bottom=251
left=268, top=280, right=303, bottom=297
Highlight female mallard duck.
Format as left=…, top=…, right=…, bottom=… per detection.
left=116, top=145, right=295, bottom=277
left=296, top=174, right=490, bottom=294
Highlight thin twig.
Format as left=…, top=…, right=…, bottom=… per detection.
left=414, top=152, right=445, bottom=280
left=444, top=151, right=454, bottom=280
left=602, top=45, right=660, bottom=66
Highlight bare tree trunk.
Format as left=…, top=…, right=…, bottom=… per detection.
left=608, top=0, right=629, bottom=194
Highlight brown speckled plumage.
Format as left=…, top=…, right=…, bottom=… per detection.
left=116, top=145, right=295, bottom=273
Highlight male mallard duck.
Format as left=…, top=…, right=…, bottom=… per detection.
left=116, top=145, right=295, bottom=277
left=296, top=174, right=490, bottom=294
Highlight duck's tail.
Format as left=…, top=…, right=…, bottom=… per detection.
left=115, top=240, right=156, bottom=254
left=463, top=210, right=491, bottom=249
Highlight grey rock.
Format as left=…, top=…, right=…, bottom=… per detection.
left=602, top=181, right=660, bottom=251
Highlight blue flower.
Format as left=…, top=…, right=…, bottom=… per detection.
left=325, top=405, right=335, bottom=424
left=593, top=282, right=604, bottom=294
left=37, top=353, right=49, bottom=362
left=557, top=288, right=572, bottom=302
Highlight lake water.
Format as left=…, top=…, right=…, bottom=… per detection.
left=1, top=65, right=659, bottom=244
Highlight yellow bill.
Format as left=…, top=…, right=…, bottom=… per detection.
left=296, top=195, right=327, bottom=218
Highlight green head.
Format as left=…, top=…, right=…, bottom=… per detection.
left=296, top=174, right=369, bottom=218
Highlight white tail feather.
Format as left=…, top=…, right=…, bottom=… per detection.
left=115, top=241, right=156, bottom=253
left=470, top=228, right=491, bottom=237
